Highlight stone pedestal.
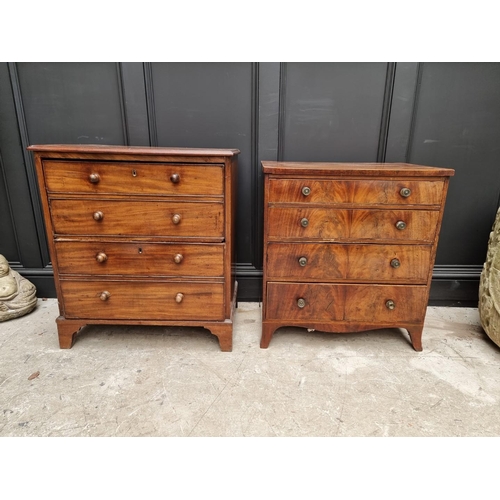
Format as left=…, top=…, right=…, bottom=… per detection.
left=479, top=208, right=500, bottom=348
left=0, top=254, right=37, bottom=322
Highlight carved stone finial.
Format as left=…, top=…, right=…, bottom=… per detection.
left=0, top=254, right=37, bottom=322
left=479, top=208, right=500, bottom=348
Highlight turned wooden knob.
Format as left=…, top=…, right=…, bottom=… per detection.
left=175, top=292, right=184, bottom=303
left=96, top=252, right=107, bottom=263
left=172, top=213, right=181, bottom=225
left=174, top=253, right=184, bottom=264
left=93, top=211, right=104, bottom=221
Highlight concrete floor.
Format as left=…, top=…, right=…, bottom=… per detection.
left=0, top=299, right=499, bottom=437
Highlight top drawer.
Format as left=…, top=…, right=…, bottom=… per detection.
left=268, top=178, right=445, bottom=206
left=42, top=160, right=224, bottom=197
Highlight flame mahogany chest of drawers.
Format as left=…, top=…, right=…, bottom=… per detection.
left=29, top=144, right=239, bottom=351
left=261, top=161, right=454, bottom=350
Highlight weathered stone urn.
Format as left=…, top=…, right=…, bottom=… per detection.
left=479, top=208, right=500, bottom=348
left=0, top=254, right=37, bottom=322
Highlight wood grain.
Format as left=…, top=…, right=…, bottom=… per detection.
left=266, top=243, right=431, bottom=282
left=267, top=207, right=350, bottom=240
left=60, top=280, right=224, bottom=321
left=266, top=282, right=345, bottom=321
left=349, top=209, right=439, bottom=242
left=43, top=160, right=224, bottom=196
left=50, top=199, right=224, bottom=238
left=263, top=161, right=455, bottom=177
left=268, top=178, right=445, bottom=205
left=55, top=241, right=224, bottom=277
left=344, top=284, right=428, bottom=323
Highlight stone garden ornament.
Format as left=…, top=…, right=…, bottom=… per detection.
left=479, top=208, right=500, bottom=348
left=0, top=254, right=37, bottom=321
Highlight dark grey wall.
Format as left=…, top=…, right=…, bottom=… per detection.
left=1, top=62, right=499, bottom=305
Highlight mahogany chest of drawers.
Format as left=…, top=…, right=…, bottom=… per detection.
left=261, top=161, right=454, bottom=350
left=29, top=144, right=239, bottom=351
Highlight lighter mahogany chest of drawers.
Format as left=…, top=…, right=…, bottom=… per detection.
left=261, top=161, right=454, bottom=350
left=29, top=144, right=239, bottom=351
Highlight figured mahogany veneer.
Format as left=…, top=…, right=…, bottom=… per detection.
left=29, top=144, right=239, bottom=351
left=261, top=161, right=454, bottom=350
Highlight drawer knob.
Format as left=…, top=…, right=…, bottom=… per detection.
left=89, top=173, right=100, bottom=184
left=298, top=256, right=308, bottom=266
left=395, top=220, right=406, bottom=230
left=302, top=186, right=311, bottom=196
left=172, top=213, right=181, bottom=225
left=170, top=173, right=180, bottom=184
left=297, top=298, right=306, bottom=308
left=385, top=299, right=396, bottom=310
left=400, top=187, right=412, bottom=198
left=175, top=292, right=184, bottom=303
left=100, top=291, right=111, bottom=301
left=390, top=258, right=400, bottom=268
left=174, top=253, right=184, bottom=264
left=93, top=211, right=104, bottom=221
left=300, top=218, right=309, bottom=227
left=96, top=252, right=108, bottom=263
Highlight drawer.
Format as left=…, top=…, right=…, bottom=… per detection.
left=347, top=244, right=431, bottom=282
left=55, top=241, right=224, bottom=277
left=344, top=284, right=428, bottom=323
left=50, top=199, right=224, bottom=238
left=267, top=207, right=439, bottom=242
left=351, top=180, right=444, bottom=205
left=60, top=280, right=224, bottom=321
left=266, top=243, right=431, bottom=282
left=266, top=243, right=347, bottom=280
left=268, top=178, right=444, bottom=205
left=268, top=179, right=349, bottom=204
left=266, top=282, right=427, bottom=323
left=43, top=160, right=223, bottom=196
left=266, top=282, right=345, bottom=321
left=350, top=209, right=439, bottom=242
left=267, top=207, right=350, bottom=240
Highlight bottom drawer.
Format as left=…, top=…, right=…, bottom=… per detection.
left=60, top=280, right=224, bottom=321
left=266, top=282, right=427, bottom=323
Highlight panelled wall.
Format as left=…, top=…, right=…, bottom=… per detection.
left=1, top=62, right=500, bottom=305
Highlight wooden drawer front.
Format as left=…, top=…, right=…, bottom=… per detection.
left=350, top=210, right=439, bottom=242
left=266, top=243, right=431, bottom=282
left=55, top=241, right=224, bottom=277
left=267, top=208, right=350, bottom=240
left=266, top=243, right=348, bottom=280
left=43, top=161, right=223, bottom=196
left=60, top=280, right=224, bottom=321
left=347, top=244, right=431, bottom=282
left=266, top=282, right=345, bottom=321
left=268, top=179, right=349, bottom=204
left=351, top=180, right=444, bottom=205
left=267, top=207, right=438, bottom=242
left=268, top=179, right=444, bottom=205
left=266, top=282, right=427, bottom=323
left=344, top=285, right=428, bottom=323
left=50, top=199, right=224, bottom=238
